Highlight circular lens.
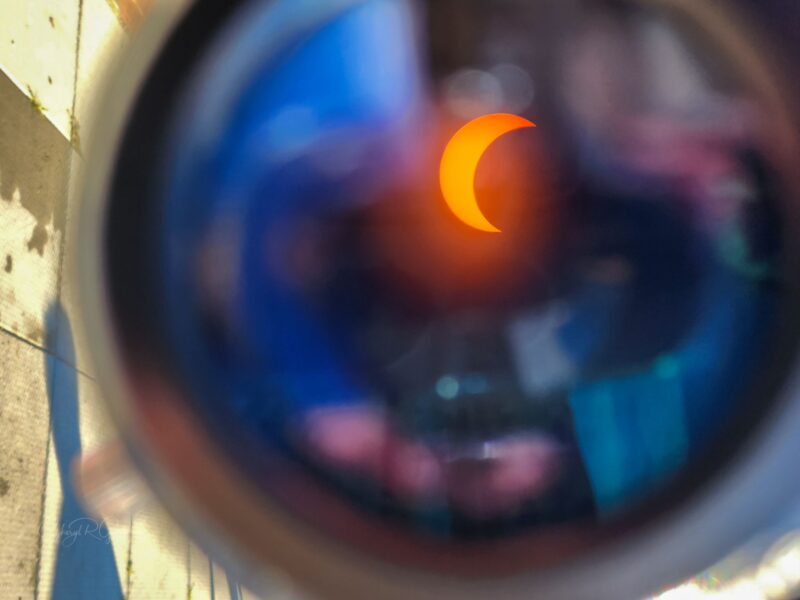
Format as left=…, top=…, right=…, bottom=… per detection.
left=106, top=0, right=800, bottom=573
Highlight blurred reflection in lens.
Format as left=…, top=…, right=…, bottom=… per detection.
left=157, top=0, right=793, bottom=542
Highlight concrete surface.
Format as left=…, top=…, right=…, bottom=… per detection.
left=0, top=2, right=260, bottom=599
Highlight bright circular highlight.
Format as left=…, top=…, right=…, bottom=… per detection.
left=439, top=113, right=536, bottom=233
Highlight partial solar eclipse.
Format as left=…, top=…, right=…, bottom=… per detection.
left=440, top=113, right=536, bottom=233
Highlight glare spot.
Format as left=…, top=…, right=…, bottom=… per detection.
left=436, top=376, right=460, bottom=400
left=490, top=63, right=536, bottom=112
left=444, top=69, right=504, bottom=118
left=462, top=375, right=490, bottom=395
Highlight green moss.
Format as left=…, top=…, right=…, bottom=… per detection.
left=124, top=558, right=134, bottom=600
left=26, top=86, right=45, bottom=114
left=68, top=109, right=82, bottom=154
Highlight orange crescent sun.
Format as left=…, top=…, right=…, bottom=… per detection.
left=439, top=113, right=536, bottom=233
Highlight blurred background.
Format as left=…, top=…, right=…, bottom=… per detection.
left=1, top=0, right=799, bottom=598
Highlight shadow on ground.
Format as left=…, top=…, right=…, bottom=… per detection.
left=45, top=302, right=125, bottom=600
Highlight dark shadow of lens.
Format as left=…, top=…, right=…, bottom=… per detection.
left=45, top=302, right=125, bottom=600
